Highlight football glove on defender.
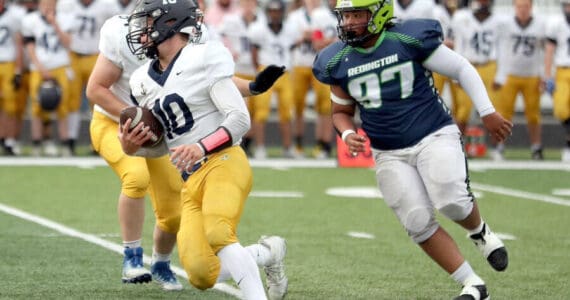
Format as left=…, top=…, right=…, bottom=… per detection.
left=249, top=65, right=286, bottom=95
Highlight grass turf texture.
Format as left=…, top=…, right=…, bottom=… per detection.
left=0, top=163, right=569, bottom=299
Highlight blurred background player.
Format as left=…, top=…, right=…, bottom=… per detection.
left=248, top=0, right=297, bottom=159
left=450, top=0, right=503, bottom=155
left=313, top=0, right=510, bottom=299
left=288, top=0, right=334, bottom=159
left=22, top=0, right=73, bottom=156
left=432, top=0, right=460, bottom=127
left=544, top=0, right=570, bottom=162
left=493, top=0, right=545, bottom=160
left=0, top=0, right=26, bottom=155
left=218, top=0, right=264, bottom=157
left=57, top=0, right=119, bottom=155
left=393, top=0, right=434, bottom=20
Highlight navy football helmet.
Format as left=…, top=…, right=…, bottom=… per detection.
left=37, top=79, right=61, bottom=112
left=126, top=0, right=203, bottom=58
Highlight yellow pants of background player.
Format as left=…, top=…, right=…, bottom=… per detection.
left=0, top=62, right=17, bottom=116
left=69, top=53, right=98, bottom=112
left=30, top=67, right=70, bottom=118
left=553, top=67, right=570, bottom=121
left=90, top=111, right=181, bottom=234
left=177, top=145, right=252, bottom=290
left=433, top=72, right=459, bottom=111
left=250, top=67, right=293, bottom=123
left=496, top=75, right=541, bottom=124
left=454, top=62, right=497, bottom=124
left=292, top=66, right=331, bottom=116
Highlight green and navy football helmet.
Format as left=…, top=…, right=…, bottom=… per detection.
left=334, top=0, right=393, bottom=46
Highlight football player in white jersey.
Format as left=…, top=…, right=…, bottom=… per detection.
left=247, top=0, right=297, bottom=159
left=0, top=0, right=25, bottom=155
left=218, top=0, right=263, bottom=156
left=393, top=0, right=434, bottom=20
left=122, top=0, right=287, bottom=298
left=288, top=0, right=334, bottom=159
left=88, top=5, right=287, bottom=297
left=22, top=0, right=73, bottom=156
left=544, top=0, right=570, bottom=162
left=449, top=0, right=503, bottom=136
left=57, top=0, right=119, bottom=155
left=432, top=0, right=460, bottom=128
left=493, top=0, right=545, bottom=160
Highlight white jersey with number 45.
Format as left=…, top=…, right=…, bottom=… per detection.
left=450, top=9, right=504, bottom=64
left=130, top=40, right=245, bottom=149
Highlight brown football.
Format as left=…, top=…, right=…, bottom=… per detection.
left=119, top=106, right=164, bottom=148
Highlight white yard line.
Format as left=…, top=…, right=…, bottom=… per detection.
left=1, top=157, right=569, bottom=171
left=0, top=203, right=242, bottom=299
left=471, top=183, right=570, bottom=207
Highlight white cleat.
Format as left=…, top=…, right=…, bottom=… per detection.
left=43, top=141, right=59, bottom=157
left=469, top=223, right=508, bottom=272
left=259, top=236, right=288, bottom=300
left=561, top=147, right=570, bottom=163
left=254, top=146, right=267, bottom=160
left=454, top=284, right=490, bottom=300
left=489, top=149, right=504, bottom=161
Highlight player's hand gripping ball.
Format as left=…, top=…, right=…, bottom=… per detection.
left=119, top=106, right=164, bottom=147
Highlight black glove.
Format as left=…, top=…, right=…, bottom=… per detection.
left=249, top=65, right=285, bottom=95
left=12, top=74, right=22, bottom=90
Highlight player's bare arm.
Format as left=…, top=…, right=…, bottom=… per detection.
left=86, top=55, right=127, bottom=118
left=330, top=85, right=366, bottom=154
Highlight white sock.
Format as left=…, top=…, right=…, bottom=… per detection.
left=123, top=239, right=142, bottom=249
left=246, top=243, right=273, bottom=267
left=67, top=112, right=81, bottom=139
left=152, top=249, right=171, bottom=264
left=217, top=243, right=267, bottom=300
left=468, top=219, right=485, bottom=236
left=451, top=261, right=484, bottom=286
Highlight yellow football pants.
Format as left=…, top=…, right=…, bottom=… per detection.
left=292, top=66, right=331, bottom=116
left=177, top=145, right=252, bottom=290
left=496, top=75, right=541, bottom=124
left=454, top=62, right=497, bottom=124
left=553, top=67, right=570, bottom=121
left=249, top=66, right=293, bottom=123
left=90, top=111, right=182, bottom=234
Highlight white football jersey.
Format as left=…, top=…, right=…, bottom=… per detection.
left=130, top=40, right=247, bottom=149
left=393, top=0, right=434, bottom=20
left=218, top=13, right=264, bottom=76
left=432, top=4, right=453, bottom=40
left=545, top=15, right=570, bottom=67
left=247, top=18, right=296, bottom=70
left=310, top=6, right=337, bottom=41
left=61, top=0, right=120, bottom=55
left=495, top=15, right=545, bottom=82
left=450, top=9, right=504, bottom=64
left=94, top=14, right=147, bottom=120
left=288, top=7, right=319, bottom=67
left=22, top=11, right=72, bottom=70
left=0, top=5, right=26, bottom=62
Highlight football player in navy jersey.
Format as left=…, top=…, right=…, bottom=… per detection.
left=313, top=0, right=511, bottom=299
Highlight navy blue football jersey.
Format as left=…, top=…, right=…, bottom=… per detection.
left=313, top=19, right=453, bottom=150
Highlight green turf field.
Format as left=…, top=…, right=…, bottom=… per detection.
left=1, top=158, right=569, bottom=299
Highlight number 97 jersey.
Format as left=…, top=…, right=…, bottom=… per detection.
left=312, top=19, right=453, bottom=151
